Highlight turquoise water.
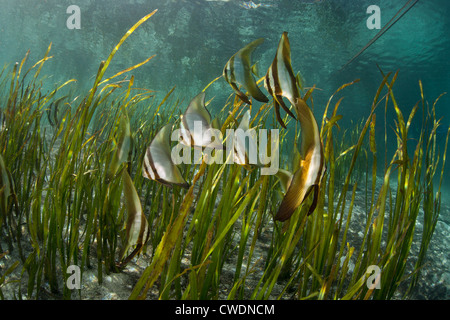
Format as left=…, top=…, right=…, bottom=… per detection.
left=1, top=0, right=449, bottom=191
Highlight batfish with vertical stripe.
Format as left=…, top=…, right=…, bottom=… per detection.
left=275, top=97, right=325, bottom=221
left=179, top=92, right=224, bottom=150
left=118, top=170, right=151, bottom=268
left=264, top=31, right=299, bottom=128
left=223, top=38, right=269, bottom=105
left=142, top=124, right=190, bottom=189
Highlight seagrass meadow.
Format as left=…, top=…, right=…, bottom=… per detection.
left=1, top=1, right=450, bottom=300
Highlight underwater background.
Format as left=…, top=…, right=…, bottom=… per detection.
left=0, top=0, right=449, bottom=300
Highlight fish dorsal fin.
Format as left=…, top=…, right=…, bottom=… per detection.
left=184, top=92, right=212, bottom=125
left=224, top=38, right=268, bottom=104
left=142, top=124, right=190, bottom=189
left=236, top=38, right=264, bottom=69
left=181, top=92, right=224, bottom=149
left=238, top=109, right=251, bottom=131
left=238, top=39, right=269, bottom=103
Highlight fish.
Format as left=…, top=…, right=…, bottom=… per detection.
left=142, top=123, right=190, bottom=189
left=265, top=32, right=325, bottom=221
left=264, top=31, right=299, bottom=128
left=179, top=92, right=224, bottom=150
left=118, top=170, right=150, bottom=268
left=223, top=38, right=269, bottom=105
left=275, top=97, right=325, bottom=221
left=46, top=96, right=68, bottom=128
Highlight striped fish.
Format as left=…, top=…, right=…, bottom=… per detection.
left=142, top=124, right=190, bottom=189
left=223, top=38, right=269, bottom=105
left=180, top=92, right=224, bottom=150
left=275, top=97, right=325, bottom=221
left=265, top=32, right=325, bottom=221
left=118, top=170, right=151, bottom=268
left=46, top=96, right=67, bottom=128
left=264, top=31, right=299, bottom=128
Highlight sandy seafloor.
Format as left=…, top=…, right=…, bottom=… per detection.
left=1, top=177, right=449, bottom=300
